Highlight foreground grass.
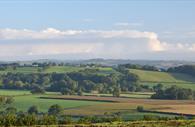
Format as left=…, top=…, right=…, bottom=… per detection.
left=93, top=120, right=195, bottom=127
left=27, top=120, right=195, bottom=127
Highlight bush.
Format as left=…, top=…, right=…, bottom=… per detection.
left=28, top=105, right=39, bottom=114
left=48, top=104, right=63, bottom=115
left=136, top=106, right=144, bottom=112
left=31, top=86, right=45, bottom=94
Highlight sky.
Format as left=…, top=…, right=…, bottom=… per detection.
left=0, top=0, right=195, bottom=61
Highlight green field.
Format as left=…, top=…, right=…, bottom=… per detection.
left=11, top=94, right=103, bottom=112
left=0, top=89, right=31, bottom=96
left=0, top=66, right=115, bottom=75
left=0, top=90, right=104, bottom=112
left=43, top=66, right=83, bottom=73
left=129, top=69, right=195, bottom=90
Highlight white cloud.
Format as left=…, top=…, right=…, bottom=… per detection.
left=0, top=28, right=195, bottom=60
left=0, top=28, right=164, bottom=51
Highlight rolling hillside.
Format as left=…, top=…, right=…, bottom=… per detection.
left=129, top=69, right=195, bottom=90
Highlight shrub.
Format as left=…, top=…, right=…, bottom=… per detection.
left=136, top=105, right=144, bottom=112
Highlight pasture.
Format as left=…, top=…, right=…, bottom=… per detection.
left=129, top=69, right=195, bottom=90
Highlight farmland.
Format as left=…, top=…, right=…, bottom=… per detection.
left=0, top=90, right=104, bottom=112
left=129, top=69, right=195, bottom=90
left=1, top=89, right=195, bottom=120
left=1, top=65, right=195, bottom=124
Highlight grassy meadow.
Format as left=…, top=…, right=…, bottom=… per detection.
left=129, top=69, right=195, bottom=90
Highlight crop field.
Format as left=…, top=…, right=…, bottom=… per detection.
left=129, top=69, right=195, bottom=90
left=83, top=92, right=153, bottom=99
left=1, top=89, right=195, bottom=120
left=43, top=95, right=195, bottom=116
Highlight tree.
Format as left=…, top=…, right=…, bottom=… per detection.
left=40, top=115, right=57, bottom=125
left=60, top=88, right=74, bottom=95
left=59, top=115, right=73, bottom=124
left=16, top=114, right=36, bottom=126
left=6, top=107, right=17, bottom=114
left=153, top=83, right=163, bottom=92
left=31, top=86, right=45, bottom=94
left=48, top=104, right=63, bottom=115
left=136, top=106, right=144, bottom=112
left=112, top=86, right=121, bottom=97
left=77, top=89, right=83, bottom=96
left=151, top=85, right=194, bottom=100
left=28, top=105, right=39, bottom=114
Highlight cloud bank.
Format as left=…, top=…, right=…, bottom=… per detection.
left=0, top=28, right=195, bottom=60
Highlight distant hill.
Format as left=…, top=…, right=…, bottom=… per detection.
left=2, top=59, right=195, bottom=69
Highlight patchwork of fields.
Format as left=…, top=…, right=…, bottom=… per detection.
left=1, top=89, right=195, bottom=120
left=1, top=66, right=195, bottom=121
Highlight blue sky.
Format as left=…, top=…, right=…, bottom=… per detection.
left=0, top=0, right=195, bottom=61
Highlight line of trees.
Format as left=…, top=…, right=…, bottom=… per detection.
left=151, top=84, right=195, bottom=100
left=167, top=65, right=195, bottom=76
left=0, top=69, right=151, bottom=97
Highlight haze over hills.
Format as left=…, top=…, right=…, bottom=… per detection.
left=1, top=58, right=195, bottom=69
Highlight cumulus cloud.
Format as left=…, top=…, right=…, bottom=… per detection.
left=0, top=28, right=165, bottom=51
left=0, top=28, right=195, bottom=60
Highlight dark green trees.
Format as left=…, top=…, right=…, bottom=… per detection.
left=31, top=86, right=45, bottom=94
left=48, top=104, right=63, bottom=115
left=28, top=105, right=39, bottom=114
left=151, top=85, right=195, bottom=100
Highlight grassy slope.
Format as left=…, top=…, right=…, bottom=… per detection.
left=129, top=69, right=195, bottom=90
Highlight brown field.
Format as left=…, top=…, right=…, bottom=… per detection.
left=41, top=95, right=195, bottom=116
